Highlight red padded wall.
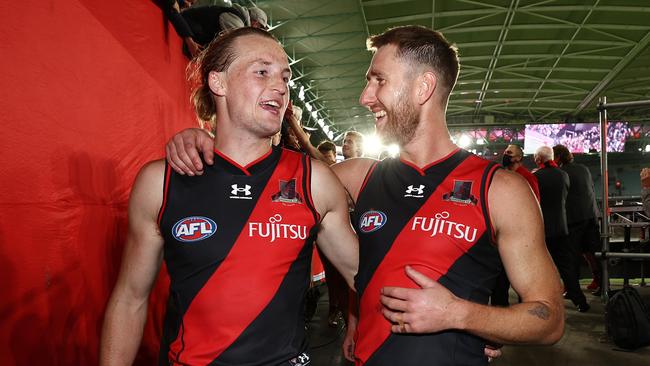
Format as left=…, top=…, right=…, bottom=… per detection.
left=0, top=1, right=196, bottom=364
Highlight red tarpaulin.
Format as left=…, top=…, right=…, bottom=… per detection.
left=0, top=1, right=196, bottom=364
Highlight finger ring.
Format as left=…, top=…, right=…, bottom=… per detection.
left=399, top=321, right=406, bottom=333
left=396, top=313, right=406, bottom=333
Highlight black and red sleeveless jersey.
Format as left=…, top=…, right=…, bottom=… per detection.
left=351, top=148, right=501, bottom=366
left=157, top=146, right=319, bottom=366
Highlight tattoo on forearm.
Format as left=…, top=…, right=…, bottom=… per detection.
left=527, top=304, right=550, bottom=320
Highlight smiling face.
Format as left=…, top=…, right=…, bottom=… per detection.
left=359, top=45, right=420, bottom=147
left=215, top=34, right=291, bottom=138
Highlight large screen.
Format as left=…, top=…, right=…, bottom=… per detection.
left=524, top=122, right=630, bottom=154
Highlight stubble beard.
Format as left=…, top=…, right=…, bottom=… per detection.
left=379, top=87, right=419, bottom=147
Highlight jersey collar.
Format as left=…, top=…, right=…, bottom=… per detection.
left=213, top=145, right=280, bottom=176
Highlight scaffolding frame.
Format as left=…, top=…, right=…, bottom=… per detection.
left=596, top=97, right=650, bottom=302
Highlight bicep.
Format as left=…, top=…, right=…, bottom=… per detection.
left=311, top=161, right=359, bottom=277
left=489, top=171, right=562, bottom=302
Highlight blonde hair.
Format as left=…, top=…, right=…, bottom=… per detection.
left=187, top=27, right=277, bottom=130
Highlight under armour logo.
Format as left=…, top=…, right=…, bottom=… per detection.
left=404, top=184, right=425, bottom=198
left=230, top=184, right=252, bottom=199
left=289, top=352, right=311, bottom=366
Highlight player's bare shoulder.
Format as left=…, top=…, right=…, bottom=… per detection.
left=490, top=168, right=532, bottom=199
left=129, top=159, right=166, bottom=217
left=331, top=157, right=378, bottom=201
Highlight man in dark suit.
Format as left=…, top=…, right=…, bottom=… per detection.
left=534, top=146, right=589, bottom=312
left=553, top=145, right=602, bottom=294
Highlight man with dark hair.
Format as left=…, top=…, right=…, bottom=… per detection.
left=165, top=25, right=564, bottom=365
left=534, top=146, right=589, bottom=312
left=100, top=27, right=359, bottom=366
left=553, top=144, right=602, bottom=294
left=317, top=141, right=337, bottom=166
left=342, top=131, right=364, bottom=159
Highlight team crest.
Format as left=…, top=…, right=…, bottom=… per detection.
left=172, top=216, right=217, bottom=242
left=442, top=180, right=478, bottom=205
left=359, top=210, right=388, bottom=233
left=271, top=178, right=303, bottom=204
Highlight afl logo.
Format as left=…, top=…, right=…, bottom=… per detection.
left=172, top=216, right=217, bottom=243
left=359, top=210, right=387, bottom=233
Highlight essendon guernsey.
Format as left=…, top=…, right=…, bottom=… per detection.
left=352, top=149, right=502, bottom=366
left=158, top=146, right=319, bottom=366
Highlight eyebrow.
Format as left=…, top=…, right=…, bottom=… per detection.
left=366, top=69, right=384, bottom=80
left=251, top=59, right=291, bottom=75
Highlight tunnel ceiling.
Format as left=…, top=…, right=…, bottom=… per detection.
left=258, top=0, right=650, bottom=138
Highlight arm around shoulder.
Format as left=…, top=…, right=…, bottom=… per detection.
left=100, top=160, right=167, bottom=366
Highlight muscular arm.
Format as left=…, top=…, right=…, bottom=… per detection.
left=458, top=170, right=564, bottom=344
left=310, top=159, right=359, bottom=289
left=100, top=161, right=166, bottom=365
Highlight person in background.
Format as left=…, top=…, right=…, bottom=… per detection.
left=641, top=168, right=650, bottom=216
left=553, top=144, right=602, bottom=294
left=501, top=144, right=540, bottom=201
left=342, top=131, right=364, bottom=160
left=317, top=141, right=338, bottom=166
left=491, top=144, right=540, bottom=306
left=534, top=146, right=589, bottom=312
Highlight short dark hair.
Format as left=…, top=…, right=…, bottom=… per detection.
left=188, top=27, right=277, bottom=127
left=317, top=141, right=336, bottom=155
left=366, top=25, right=460, bottom=96
left=553, top=144, right=574, bottom=164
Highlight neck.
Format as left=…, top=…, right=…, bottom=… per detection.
left=398, top=114, right=456, bottom=168
left=507, top=162, right=522, bottom=171
left=214, top=125, right=273, bottom=166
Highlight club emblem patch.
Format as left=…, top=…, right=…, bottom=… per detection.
left=442, top=180, right=478, bottom=205
left=271, top=178, right=303, bottom=204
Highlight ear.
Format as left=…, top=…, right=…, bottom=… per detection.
left=415, top=71, right=437, bottom=105
left=208, top=70, right=227, bottom=97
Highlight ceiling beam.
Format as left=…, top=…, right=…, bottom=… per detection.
left=475, top=0, right=519, bottom=115
left=526, top=0, right=600, bottom=109
left=575, top=30, right=650, bottom=113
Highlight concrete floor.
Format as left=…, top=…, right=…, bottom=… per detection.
left=307, top=284, right=650, bottom=365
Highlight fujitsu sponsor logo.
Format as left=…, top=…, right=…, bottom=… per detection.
left=248, top=214, right=308, bottom=243
left=411, top=211, right=478, bottom=243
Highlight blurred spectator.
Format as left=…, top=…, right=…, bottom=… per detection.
left=491, top=144, right=539, bottom=306
left=342, top=131, right=364, bottom=159
left=553, top=144, right=602, bottom=294
left=159, top=1, right=268, bottom=58
left=502, top=144, right=539, bottom=200
left=317, top=141, right=338, bottom=166
left=534, top=146, right=589, bottom=312
left=642, top=168, right=650, bottom=216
